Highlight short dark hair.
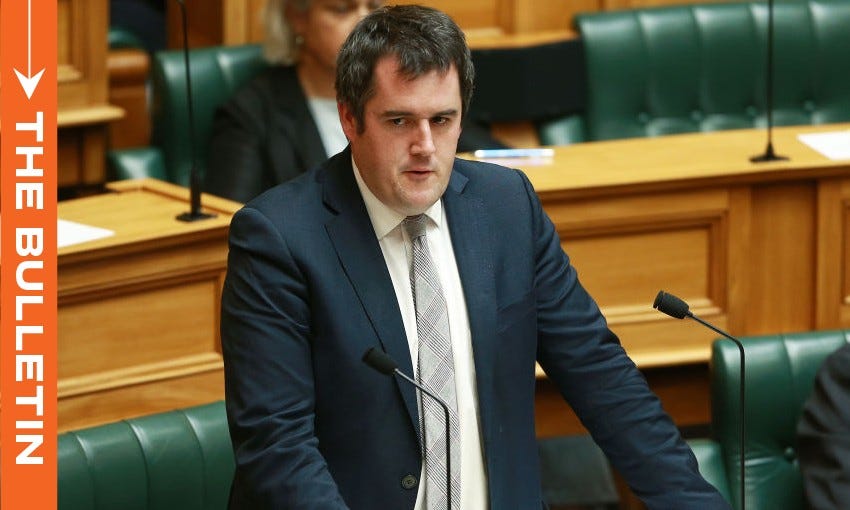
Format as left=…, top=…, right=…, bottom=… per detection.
left=335, top=5, right=474, bottom=132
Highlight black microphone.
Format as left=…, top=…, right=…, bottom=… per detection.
left=174, top=0, right=215, bottom=222
left=362, top=347, right=453, bottom=510
left=750, top=0, right=788, bottom=163
left=653, top=290, right=746, bottom=510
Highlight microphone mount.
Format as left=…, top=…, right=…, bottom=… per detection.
left=750, top=0, right=788, bottom=164
left=653, top=290, right=746, bottom=510
left=362, top=347, right=453, bottom=510
left=174, top=0, right=215, bottom=222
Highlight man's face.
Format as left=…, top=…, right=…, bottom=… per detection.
left=339, top=56, right=462, bottom=216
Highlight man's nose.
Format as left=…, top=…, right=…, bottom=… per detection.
left=411, top=120, right=436, bottom=156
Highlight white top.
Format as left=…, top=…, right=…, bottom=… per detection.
left=306, top=97, right=349, bottom=157
left=352, top=161, right=489, bottom=510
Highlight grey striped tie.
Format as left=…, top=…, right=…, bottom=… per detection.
left=403, top=214, right=460, bottom=510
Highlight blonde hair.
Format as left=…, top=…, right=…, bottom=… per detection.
left=263, top=0, right=310, bottom=65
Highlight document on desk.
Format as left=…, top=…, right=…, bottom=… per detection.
left=797, top=130, right=850, bottom=160
left=472, top=148, right=555, bottom=167
left=58, top=219, right=115, bottom=248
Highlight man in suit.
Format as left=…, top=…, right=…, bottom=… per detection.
left=797, top=342, right=850, bottom=509
left=220, top=5, right=729, bottom=509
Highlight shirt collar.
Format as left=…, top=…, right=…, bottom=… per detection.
left=352, top=157, right=443, bottom=240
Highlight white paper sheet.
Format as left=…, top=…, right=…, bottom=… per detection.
left=797, top=130, right=850, bottom=160
left=58, top=219, right=114, bottom=248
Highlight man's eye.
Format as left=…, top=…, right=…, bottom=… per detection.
left=390, top=118, right=405, bottom=126
left=432, top=117, right=448, bottom=125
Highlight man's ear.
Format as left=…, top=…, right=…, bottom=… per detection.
left=337, top=101, right=357, bottom=140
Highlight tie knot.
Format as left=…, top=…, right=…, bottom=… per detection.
left=403, top=214, right=428, bottom=240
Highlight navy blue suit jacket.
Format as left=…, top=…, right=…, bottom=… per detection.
left=220, top=149, right=729, bottom=509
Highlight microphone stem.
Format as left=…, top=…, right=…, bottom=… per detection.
left=687, top=313, right=746, bottom=510
left=393, top=368, right=452, bottom=510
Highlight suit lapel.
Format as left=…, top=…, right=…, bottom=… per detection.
left=443, top=165, right=498, bottom=439
left=322, top=153, right=421, bottom=437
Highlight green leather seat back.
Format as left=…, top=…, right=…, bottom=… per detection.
left=711, top=330, right=849, bottom=510
left=58, top=401, right=235, bottom=510
left=688, top=438, right=733, bottom=504
left=151, top=44, right=266, bottom=186
left=571, top=0, right=850, bottom=143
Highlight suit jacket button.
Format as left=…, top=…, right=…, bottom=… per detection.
left=401, top=474, right=418, bottom=490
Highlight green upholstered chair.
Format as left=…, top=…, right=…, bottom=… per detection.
left=108, top=44, right=266, bottom=186
left=58, top=401, right=234, bottom=510
left=539, top=0, right=850, bottom=145
left=108, top=27, right=147, bottom=51
left=690, top=329, right=849, bottom=510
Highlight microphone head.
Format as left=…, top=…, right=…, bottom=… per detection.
left=362, top=347, right=398, bottom=375
left=653, top=290, right=691, bottom=319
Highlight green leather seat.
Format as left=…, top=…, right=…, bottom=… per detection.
left=108, top=44, right=266, bottom=186
left=691, top=329, right=849, bottom=510
left=58, top=401, right=234, bottom=510
left=540, top=0, right=850, bottom=145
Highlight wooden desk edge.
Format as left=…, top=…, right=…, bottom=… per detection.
left=106, top=178, right=245, bottom=216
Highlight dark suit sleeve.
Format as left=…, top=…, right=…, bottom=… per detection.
left=205, top=93, right=274, bottom=204
left=220, top=206, right=349, bottom=509
left=519, top=172, right=730, bottom=509
left=797, top=344, right=850, bottom=510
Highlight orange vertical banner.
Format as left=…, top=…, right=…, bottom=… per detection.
left=1, top=0, right=58, bottom=507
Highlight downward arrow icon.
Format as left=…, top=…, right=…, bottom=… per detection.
left=14, top=0, right=44, bottom=100
left=15, top=68, right=45, bottom=100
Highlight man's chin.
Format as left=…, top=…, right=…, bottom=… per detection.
left=396, top=194, right=440, bottom=216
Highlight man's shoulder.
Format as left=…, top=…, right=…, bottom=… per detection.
left=451, top=157, right=531, bottom=196
left=241, top=152, right=347, bottom=218
left=246, top=164, right=322, bottom=211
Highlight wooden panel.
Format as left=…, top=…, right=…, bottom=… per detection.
left=843, top=190, right=850, bottom=325
left=544, top=188, right=731, bottom=365
left=59, top=280, right=219, bottom=377
left=57, top=126, right=110, bottom=189
left=396, top=0, right=501, bottom=31
left=509, top=0, right=599, bottom=32
left=59, top=370, right=224, bottom=433
left=107, top=48, right=151, bottom=148
left=816, top=178, right=850, bottom=328
left=568, top=229, right=710, bottom=307
left=745, top=182, right=817, bottom=334
left=57, top=0, right=120, bottom=191
left=168, top=0, right=224, bottom=49
left=58, top=0, right=108, bottom=108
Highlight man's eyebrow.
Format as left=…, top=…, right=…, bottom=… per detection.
left=380, top=110, right=413, bottom=118
left=380, top=109, right=459, bottom=118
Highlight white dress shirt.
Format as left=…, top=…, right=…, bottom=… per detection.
left=306, top=97, right=349, bottom=157
left=353, top=161, right=489, bottom=509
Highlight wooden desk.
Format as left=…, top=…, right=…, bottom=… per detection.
left=57, top=179, right=241, bottom=431
left=471, top=124, right=850, bottom=436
